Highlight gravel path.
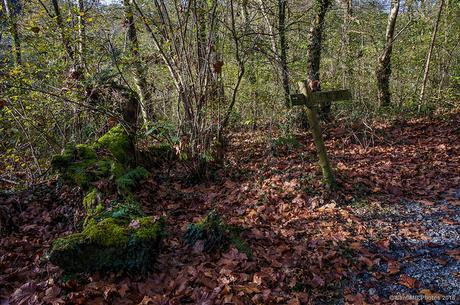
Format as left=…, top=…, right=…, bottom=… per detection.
left=351, top=189, right=460, bottom=304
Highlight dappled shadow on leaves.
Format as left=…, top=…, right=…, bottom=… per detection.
left=1, top=116, right=459, bottom=304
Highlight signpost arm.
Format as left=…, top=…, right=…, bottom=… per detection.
left=298, top=80, right=335, bottom=187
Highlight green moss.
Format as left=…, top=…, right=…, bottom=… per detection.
left=134, top=216, right=164, bottom=240
left=51, top=145, right=76, bottom=169
left=82, top=217, right=129, bottom=247
left=51, top=233, right=86, bottom=252
left=111, top=161, right=125, bottom=178
left=75, top=144, right=97, bottom=160
left=83, top=188, right=100, bottom=214
left=49, top=213, right=165, bottom=273
left=96, top=125, right=131, bottom=164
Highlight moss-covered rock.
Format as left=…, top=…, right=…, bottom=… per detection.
left=51, top=126, right=147, bottom=193
left=49, top=126, right=158, bottom=273
left=95, top=125, right=132, bottom=164
left=83, top=187, right=104, bottom=217
left=49, top=211, right=165, bottom=273
left=51, top=144, right=121, bottom=190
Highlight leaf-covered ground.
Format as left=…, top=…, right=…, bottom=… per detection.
left=1, top=116, right=459, bottom=304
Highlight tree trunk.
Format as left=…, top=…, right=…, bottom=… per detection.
left=419, top=0, right=445, bottom=107
left=2, top=0, right=21, bottom=66
left=51, top=0, right=74, bottom=62
left=77, top=0, right=87, bottom=70
left=340, top=0, right=353, bottom=87
left=279, top=0, right=290, bottom=104
left=123, top=0, right=150, bottom=127
left=376, top=0, right=400, bottom=107
left=307, top=0, right=332, bottom=119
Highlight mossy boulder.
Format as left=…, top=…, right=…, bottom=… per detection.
left=83, top=188, right=104, bottom=217
left=51, top=126, right=148, bottom=194
left=51, top=125, right=138, bottom=188
left=51, top=144, right=124, bottom=190
left=49, top=209, right=165, bottom=273
left=49, top=126, right=157, bottom=273
left=95, top=125, right=132, bottom=164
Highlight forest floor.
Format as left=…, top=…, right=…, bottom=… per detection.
left=1, top=116, right=459, bottom=305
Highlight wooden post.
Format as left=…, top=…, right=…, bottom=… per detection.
left=298, top=81, right=335, bottom=187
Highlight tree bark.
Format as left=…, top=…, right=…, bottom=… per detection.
left=123, top=0, right=150, bottom=127
left=257, top=0, right=291, bottom=104
left=307, top=0, right=332, bottom=119
left=340, top=0, right=353, bottom=87
left=50, top=0, right=74, bottom=62
left=2, top=0, right=21, bottom=66
left=279, top=0, right=290, bottom=104
left=419, top=0, right=445, bottom=107
left=376, top=0, right=400, bottom=107
left=77, top=0, right=87, bottom=70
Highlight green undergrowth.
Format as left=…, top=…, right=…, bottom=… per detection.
left=271, top=133, right=301, bottom=156
left=184, top=210, right=252, bottom=259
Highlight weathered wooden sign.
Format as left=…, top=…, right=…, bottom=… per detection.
left=289, top=81, right=352, bottom=187
left=288, top=90, right=352, bottom=107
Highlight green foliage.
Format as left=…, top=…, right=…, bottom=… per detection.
left=115, top=166, right=149, bottom=194
left=271, top=134, right=301, bottom=156
left=93, top=199, right=145, bottom=222
left=184, top=210, right=251, bottom=257
left=185, top=211, right=226, bottom=251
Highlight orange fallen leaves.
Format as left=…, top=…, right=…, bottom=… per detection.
left=399, top=274, right=418, bottom=288
left=387, top=260, right=400, bottom=275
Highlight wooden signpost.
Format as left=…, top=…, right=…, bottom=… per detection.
left=289, top=80, right=352, bottom=187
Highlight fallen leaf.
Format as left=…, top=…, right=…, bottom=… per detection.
left=399, top=274, right=418, bottom=288
left=387, top=260, right=400, bottom=275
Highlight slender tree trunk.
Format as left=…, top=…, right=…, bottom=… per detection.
left=77, top=0, right=86, bottom=70
left=438, top=0, right=450, bottom=94
left=307, top=0, right=332, bottom=119
left=123, top=0, right=150, bottom=127
left=51, top=0, right=74, bottom=62
left=2, top=0, right=21, bottom=66
left=419, top=0, right=445, bottom=107
left=240, top=0, right=257, bottom=129
left=257, top=0, right=290, bottom=104
left=279, top=0, right=290, bottom=104
left=376, top=0, right=400, bottom=107
left=194, top=0, right=208, bottom=74
left=340, top=0, right=353, bottom=87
